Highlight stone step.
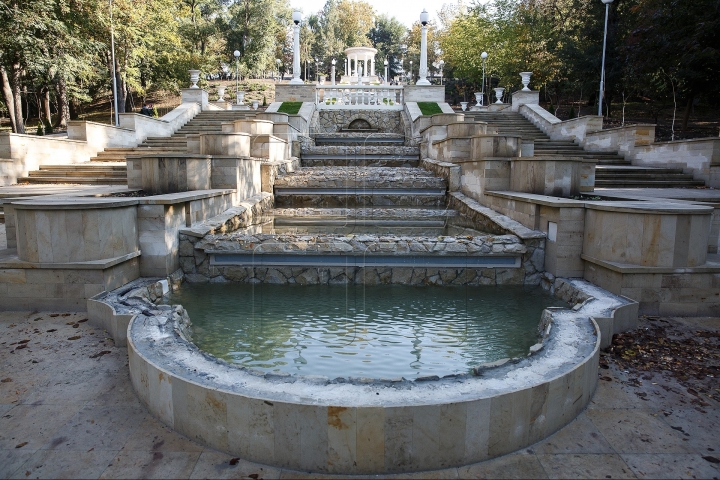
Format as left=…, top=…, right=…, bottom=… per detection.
left=273, top=188, right=447, bottom=208
left=595, top=166, right=687, bottom=174
left=594, top=180, right=705, bottom=188
left=38, top=165, right=127, bottom=171
left=301, top=155, right=419, bottom=168
left=274, top=167, right=445, bottom=189
left=16, top=176, right=127, bottom=185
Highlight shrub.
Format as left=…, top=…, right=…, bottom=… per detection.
left=36, top=122, right=44, bottom=136
left=43, top=119, right=53, bottom=134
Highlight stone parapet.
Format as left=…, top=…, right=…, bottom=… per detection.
left=275, top=84, right=317, bottom=102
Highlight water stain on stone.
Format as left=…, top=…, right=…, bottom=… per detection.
left=328, top=406, right=349, bottom=429
left=152, top=451, right=164, bottom=461
left=49, top=436, right=68, bottom=449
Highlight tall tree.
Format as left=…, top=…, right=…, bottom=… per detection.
left=367, top=14, right=406, bottom=79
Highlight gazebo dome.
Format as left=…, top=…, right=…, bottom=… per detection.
left=344, top=46, right=378, bottom=57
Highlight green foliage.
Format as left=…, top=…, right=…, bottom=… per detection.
left=152, top=106, right=159, bottom=118
left=43, top=120, right=53, bottom=134
left=367, top=15, right=406, bottom=78
left=417, top=102, right=441, bottom=116
left=277, top=101, right=302, bottom=114
left=36, top=122, right=44, bottom=136
left=262, top=96, right=267, bottom=106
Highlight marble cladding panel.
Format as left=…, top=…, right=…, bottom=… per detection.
left=510, top=159, right=582, bottom=197
left=584, top=261, right=720, bottom=316
left=15, top=206, right=138, bottom=263
left=447, top=122, right=490, bottom=138
left=210, top=158, right=261, bottom=198
left=231, top=119, right=274, bottom=135
left=250, top=135, right=287, bottom=161
left=199, top=133, right=251, bottom=157
left=471, top=135, right=520, bottom=159
left=583, top=209, right=709, bottom=268
left=127, top=158, right=142, bottom=188
left=314, top=110, right=403, bottom=134
left=459, top=160, right=511, bottom=202
left=141, top=156, right=212, bottom=194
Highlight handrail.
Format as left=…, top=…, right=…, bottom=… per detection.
left=315, top=85, right=404, bottom=109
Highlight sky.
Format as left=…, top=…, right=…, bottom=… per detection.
left=289, top=0, right=445, bottom=27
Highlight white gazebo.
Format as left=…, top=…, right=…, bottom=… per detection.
left=342, top=46, right=380, bottom=84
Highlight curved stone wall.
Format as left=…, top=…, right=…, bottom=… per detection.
left=123, top=279, right=616, bottom=474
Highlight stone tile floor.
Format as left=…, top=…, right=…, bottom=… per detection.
left=1, top=311, right=718, bottom=479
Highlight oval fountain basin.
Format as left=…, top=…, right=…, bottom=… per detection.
left=164, top=284, right=566, bottom=379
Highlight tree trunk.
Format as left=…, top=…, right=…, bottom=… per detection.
left=10, top=63, right=24, bottom=134
left=117, top=70, right=126, bottom=114
left=42, top=86, right=52, bottom=123
left=682, top=94, right=694, bottom=131
left=124, top=85, right=133, bottom=112
left=0, top=65, right=18, bottom=133
left=54, top=77, right=70, bottom=129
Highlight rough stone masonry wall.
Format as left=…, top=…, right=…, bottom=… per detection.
left=313, top=110, right=403, bottom=134
left=178, top=231, right=545, bottom=286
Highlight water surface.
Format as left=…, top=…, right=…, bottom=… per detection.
left=165, top=284, right=565, bottom=378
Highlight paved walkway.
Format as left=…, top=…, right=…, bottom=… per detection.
left=1, top=311, right=718, bottom=479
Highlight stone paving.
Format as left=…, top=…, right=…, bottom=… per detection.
left=1, top=311, right=718, bottom=479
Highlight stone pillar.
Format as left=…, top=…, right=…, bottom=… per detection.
left=290, top=22, right=303, bottom=85
left=417, top=24, right=430, bottom=85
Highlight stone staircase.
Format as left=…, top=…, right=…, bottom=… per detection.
left=16, top=164, right=128, bottom=185
left=464, top=111, right=704, bottom=189
left=267, top=132, right=482, bottom=235
left=18, top=110, right=255, bottom=185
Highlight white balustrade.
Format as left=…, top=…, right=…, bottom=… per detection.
left=315, top=85, right=404, bottom=110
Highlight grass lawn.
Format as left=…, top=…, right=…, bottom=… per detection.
left=277, top=102, right=303, bottom=115
left=417, top=102, right=442, bottom=116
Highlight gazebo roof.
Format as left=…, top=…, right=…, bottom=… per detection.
left=344, top=46, right=378, bottom=56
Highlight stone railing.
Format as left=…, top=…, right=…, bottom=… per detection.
left=315, top=85, right=404, bottom=110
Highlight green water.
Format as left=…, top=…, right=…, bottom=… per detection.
left=165, top=284, right=566, bottom=378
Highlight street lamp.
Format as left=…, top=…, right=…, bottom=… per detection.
left=290, top=11, right=303, bottom=85
left=409, top=60, right=413, bottom=84
left=598, top=0, right=613, bottom=117
left=331, top=58, right=336, bottom=85
left=438, top=59, right=444, bottom=85
left=315, top=57, right=320, bottom=83
left=481, top=51, right=488, bottom=106
left=109, top=0, right=119, bottom=125
left=234, top=50, right=241, bottom=104
left=384, top=59, right=389, bottom=84
left=417, top=9, right=431, bottom=85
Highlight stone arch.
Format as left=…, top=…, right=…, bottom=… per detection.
left=344, top=113, right=375, bottom=131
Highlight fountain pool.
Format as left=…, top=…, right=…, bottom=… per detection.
left=164, top=284, right=566, bottom=378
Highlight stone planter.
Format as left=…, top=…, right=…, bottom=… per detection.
left=460, top=101, right=468, bottom=111
left=188, top=69, right=200, bottom=88
left=236, top=91, right=245, bottom=105
left=319, top=75, right=326, bottom=85
left=494, top=87, right=505, bottom=104
left=474, top=91, right=483, bottom=106
left=252, top=100, right=259, bottom=110
left=217, top=86, right=226, bottom=100
left=520, top=72, right=533, bottom=91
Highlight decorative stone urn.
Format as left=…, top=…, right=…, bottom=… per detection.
left=236, top=91, right=245, bottom=105
left=474, top=92, right=483, bottom=106
left=217, top=86, right=226, bottom=100
left=494, top=87, right=505, bottom=104
left=252, top=100, right=259, bottom=110
left=319, top=75, right=326, bottom=85
left=520, top=72, right=533, bottom=91
left=188, top=70, right=200, bottom=88
left=460, top=102, right=468, bottom=111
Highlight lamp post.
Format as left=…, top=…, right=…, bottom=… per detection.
left=234, top=50, right=241, bottom=104
left=290, top=11, right=303, bottom=85
left=417, top=9, right=431, bottom=85
left=331, top=58, right=336, bottom=85
left=315, top=57, right=320, bottom=83
left=438, top=59, right=444, bottom=85
left=409, top=60, right=413, bottom=84
left=109, top=0, right=119, bottom=125
left=481, top=51, right=488, bottom=106
left=384, top=59, right=389, bottom=84
left=598, top=0, right=613, bottom=117
left=276, top=58, right=281, bottom=81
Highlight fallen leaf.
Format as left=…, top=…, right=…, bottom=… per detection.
left=78, top=319, right=88, bottom=323
left=18, top=339, right=29, bottom=344
left=229, top=458, right=239, bottom=465
left=61, top=313, right=71, bottom=317
left=15, top=442, right=27, bottom=448
left=1, top=378, right=12, bottom=383
left=49, top=314, right=59, bottom=317
left=67, top=336, right=81, bottom=341
left=702, top=456, right=720, bottom=464
left=46, top=329, right=57, bottom=333
left=72, top=324, right=79, bottom=329
left=89, top=351, right=112, bottom=359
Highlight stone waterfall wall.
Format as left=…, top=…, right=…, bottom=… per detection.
left=312, top=110, right=403, bottom=134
